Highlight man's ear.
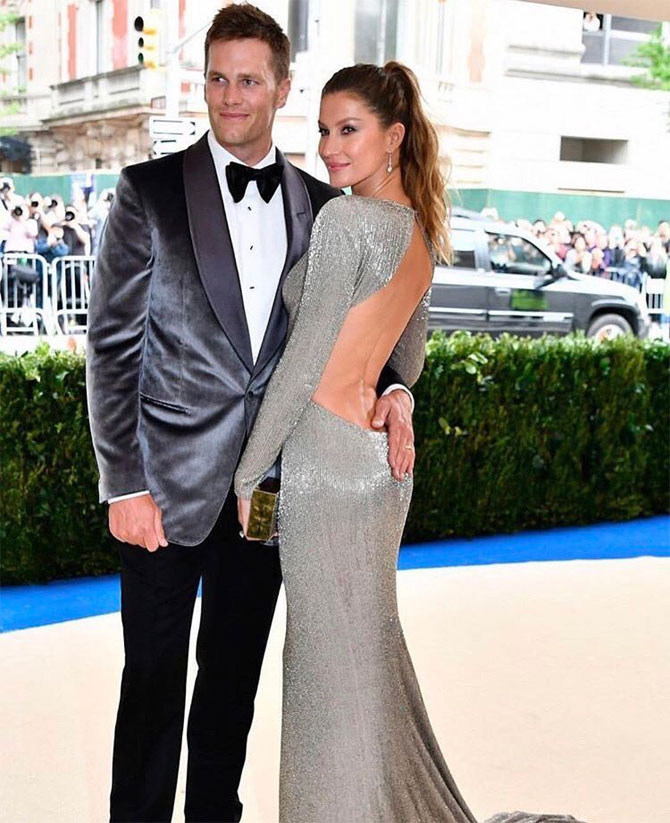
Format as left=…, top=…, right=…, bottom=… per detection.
left=276, top=77, right=291, bottom=110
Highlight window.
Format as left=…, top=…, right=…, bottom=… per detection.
left=450, top=229, right=476, bottom=269
left=288, top=0, right=309, bottom=59
left=354, top=0, right=399, bottom=64
left=95, top=0, right=105, bottom=74
left=560, top=137, right=628, bottom=164
left=581, top=14, right=661, bottom=66
left=487, top=234, right=551, bottom=276
left=15, top=17, right=27, bottom=91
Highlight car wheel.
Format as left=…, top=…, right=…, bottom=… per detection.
left=586, top=313, right=633, bottom=341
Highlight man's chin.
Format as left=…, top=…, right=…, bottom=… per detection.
left=211, top=127, right=251, bottom=149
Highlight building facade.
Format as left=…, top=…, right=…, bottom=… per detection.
left=1, top=0, right=668, bottom=213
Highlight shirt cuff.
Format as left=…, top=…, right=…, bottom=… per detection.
left=381, top=383, right=415, bottom=412
left=107, top=490, right=150, bottom=504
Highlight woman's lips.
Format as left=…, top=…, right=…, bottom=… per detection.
left=326, top=163, right=349, bottom=171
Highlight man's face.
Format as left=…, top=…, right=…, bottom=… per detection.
left=204, top=38, right=290, bottom=165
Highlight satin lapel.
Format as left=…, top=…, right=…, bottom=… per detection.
left=253, top=155, right=313, bottom=377
left=183, top=134, right=254, bottom=372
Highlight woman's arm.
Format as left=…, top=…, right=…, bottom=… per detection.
left=387, top=288, right=431, bottom=389
left=234, top=199, right=361, bottom=500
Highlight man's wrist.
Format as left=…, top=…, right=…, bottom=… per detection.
left=381, top=383, right=414, bottom=412
left=108, top=490, right=150, bottom=504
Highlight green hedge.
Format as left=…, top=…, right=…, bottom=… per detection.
left=1, top=336, right=668, bottom=584
left=407, top=332, right=669, bottom=541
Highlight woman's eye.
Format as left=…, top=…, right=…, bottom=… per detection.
left=341, top=125, right=356, bottom=135
left=318, top=127, right=328, bottom=136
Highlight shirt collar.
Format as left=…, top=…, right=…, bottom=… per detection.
left=207, top=130, right=277, bottom=170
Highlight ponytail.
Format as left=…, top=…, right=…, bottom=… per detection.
left=322, top=62, right=451, bottom=261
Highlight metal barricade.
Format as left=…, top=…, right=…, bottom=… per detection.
left=643, top=277, right=665, bottom=323
left=53, top=256, right=96, bottom=335
left=604, top=266, right=643, bottom=290
left=0, top=253, right=57, bottom=335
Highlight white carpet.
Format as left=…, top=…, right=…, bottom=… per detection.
left=1, top=557, right=668, bottom=823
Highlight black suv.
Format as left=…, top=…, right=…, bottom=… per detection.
left=430, top=215, right=651, bottom=340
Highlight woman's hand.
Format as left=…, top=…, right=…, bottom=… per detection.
left=371, top=389, right=415, bottom=480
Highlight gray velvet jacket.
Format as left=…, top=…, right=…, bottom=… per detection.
left=86, top=134, right=404, bottom=545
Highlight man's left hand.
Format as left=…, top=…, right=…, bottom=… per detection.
left=371, top=390, right=415, bottom=480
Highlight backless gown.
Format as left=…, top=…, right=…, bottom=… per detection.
left=234, top=197, right=585, bottom=823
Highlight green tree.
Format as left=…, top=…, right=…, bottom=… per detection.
left=625, top=24, right=670, bottom=91
left=0, top=12, right=21, bottom=137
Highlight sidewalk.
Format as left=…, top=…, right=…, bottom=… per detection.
left=1, top=521, right=669, bottom=823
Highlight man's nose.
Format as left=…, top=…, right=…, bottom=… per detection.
left=223, top=84, right=242, bottom=106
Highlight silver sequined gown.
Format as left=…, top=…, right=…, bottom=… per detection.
left=235, top=197, right=585, bottom=823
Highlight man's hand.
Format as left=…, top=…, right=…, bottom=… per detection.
left=109, top=494, right=168, bottom=552
left=371, top=389, right=415, bottom=481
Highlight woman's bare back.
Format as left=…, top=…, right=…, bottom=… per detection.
left=312, top=221, right=433, bottom=428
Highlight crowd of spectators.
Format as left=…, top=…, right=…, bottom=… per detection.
left=2, top=174, right=668, bottom=292
left=0, top=176, right=114, bottom=262
left=481, top=207, right=670, bottom=289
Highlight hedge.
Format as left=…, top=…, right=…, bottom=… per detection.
left=1, top=335, right=668, bottom=584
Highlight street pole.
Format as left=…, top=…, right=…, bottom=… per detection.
left=304, top=0, right=321, bottom=176
left=163, top=1, right=211, bottom=119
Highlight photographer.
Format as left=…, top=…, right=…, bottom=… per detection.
left=4, top=201, right=38, bottom=253
left=57, top=204, right=91, bottom=257
left=43, top=194, right=66, bottom=225
left=1, top=177, right=24, bottom=253
left=88, top=189, right=114, bottom=255
left=28, top=192, right=58, bottom=256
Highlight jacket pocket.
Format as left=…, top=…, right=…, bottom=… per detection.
left=139, top=393, right=190, bottom=414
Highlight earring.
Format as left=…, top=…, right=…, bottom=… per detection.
left=387, top=152, right=393, bottom=173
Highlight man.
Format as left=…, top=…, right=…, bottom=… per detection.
left=87, top=5, right=415, bottom=822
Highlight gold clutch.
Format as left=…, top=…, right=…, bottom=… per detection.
left=246, top=477, right=280, bottom=542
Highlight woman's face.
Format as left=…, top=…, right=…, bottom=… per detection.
left=318, top=91, right=401, bottom=192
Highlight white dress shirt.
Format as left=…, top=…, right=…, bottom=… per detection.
left=109, top=134, right=411, bottom=503
left=207, top=130, right=287, bottom=362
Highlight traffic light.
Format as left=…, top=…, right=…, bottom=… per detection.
left=134, top=10, right=162, bottom=69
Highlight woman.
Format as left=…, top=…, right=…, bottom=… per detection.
left=235, top=63, right=582, bottom=823
left=564, top=232, right=592, bottom=274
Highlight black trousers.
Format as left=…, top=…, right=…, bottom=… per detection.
left=110, top=491, right=282, bottom=823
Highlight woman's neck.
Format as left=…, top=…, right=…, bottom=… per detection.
left=352, top=169, right=412, bottom=208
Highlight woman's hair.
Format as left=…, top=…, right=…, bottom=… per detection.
left=204, top=3, right=290, bottom=83
left=322, top=62, right=450, bottom=260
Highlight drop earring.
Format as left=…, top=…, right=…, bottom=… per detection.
left=387, top=153, right=393, bottom=173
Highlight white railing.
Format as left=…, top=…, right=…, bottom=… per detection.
left=0, top=253, right=666, bottom=338
left=53, top=256, right=95, bottom=335
left=0, top=254, right=95, bottom=337
left=0, top=254, right=57, bottom=336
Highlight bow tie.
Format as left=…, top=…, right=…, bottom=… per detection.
left=225, top=161, right=283, bottom=204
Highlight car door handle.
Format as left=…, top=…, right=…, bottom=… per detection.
left=494, top=287, right=511, bottom=295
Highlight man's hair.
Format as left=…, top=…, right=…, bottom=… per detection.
left=204, top=3, right=290, bottom=82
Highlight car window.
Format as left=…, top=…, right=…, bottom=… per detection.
left=487, top=233, right=552, bottom=276
left=451, top=229, right=476, bottom=269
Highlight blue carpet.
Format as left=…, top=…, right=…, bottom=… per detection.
left=2, top=516, right=668, bottom=633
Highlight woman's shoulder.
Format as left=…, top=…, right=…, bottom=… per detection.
left=316, top=195, right=415, bottom=236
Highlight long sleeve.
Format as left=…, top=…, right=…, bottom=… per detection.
left=387, top=288, right=431, bottom=389
left=234, top=198, right=362, bottom=499
left=86, top=169, right=153, bottom=501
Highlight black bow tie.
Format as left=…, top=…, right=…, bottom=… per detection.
left=225, top=161, right=283, bottom=204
